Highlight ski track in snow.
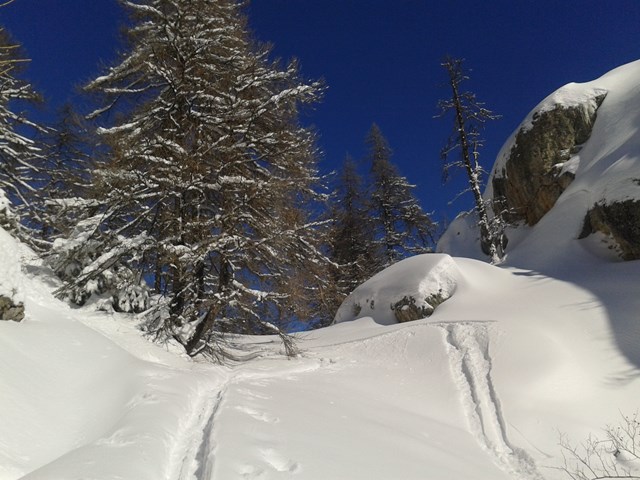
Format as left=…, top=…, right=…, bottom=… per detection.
left=442, top=323, right=545, bottom=480
left=170, top=359, right=329, bottom=480
left=169, top=323, right=547, bottom=480
left=173, top=377, right=230, bottom=480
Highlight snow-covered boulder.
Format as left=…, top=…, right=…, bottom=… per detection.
left=491, top=84, right=607, bottom=226
left=441, top=60, right=640, bottom=265
left=334, top=254, right=460, bottom=325
left=0, top=295, right=24, bottom=322
left=580, top=199, right=640, bottom=260
left=0, top=227, right=25, bottom=322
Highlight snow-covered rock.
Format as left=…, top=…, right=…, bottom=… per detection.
left=0, top=295, right=24, bottom=322
left=0, top=227, right=25, bottom=320
left=441, top=59, right=640, bottom=264
left=334, top=253, right=460, bottom=325
left=491, top=86, right=606, bottom=226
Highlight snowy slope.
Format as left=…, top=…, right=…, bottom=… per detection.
left=0, top=229, right=229, bottom=480
left=3, top=223, right=640, bottom=479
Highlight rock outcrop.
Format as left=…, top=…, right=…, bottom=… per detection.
left=391, top=291, right=447, bottom=323
left=492, top=91, right=607, bottom=226
left=0, top=295, right=25, bottom=322
left=580, top=200, right=640, bottom=260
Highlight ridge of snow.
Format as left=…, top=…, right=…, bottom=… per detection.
left=334, top=253, right=460, bottom=325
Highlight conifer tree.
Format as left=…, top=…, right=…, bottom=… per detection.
left=62, top=0, right=328, bottom=357
left=0, top=27, right=46, bottom=235
left=326, top=127, right=435, bottom=317
left=438, top=57, right=506, bottom=262
left=37, top=106, right=145, bottom=313
left=366, top=124, right=435, bottom=270
left=329, top=155, right=376, bottom=303
left=35, top=104, right=96, bottom=242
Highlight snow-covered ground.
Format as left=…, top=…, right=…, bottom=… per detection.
left=2, top=60, right=640, bottom=480
left=2, top=220, right=639, bottom=479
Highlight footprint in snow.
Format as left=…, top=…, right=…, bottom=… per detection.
left=259, top=448, right=302, bottom=474
left=235, top=405, right=280, bottom=424
left=235, top=387, right=272, bottom=400
left=126, top=391, right=159, bottom=409
left=238, top=464, right=266, bottom=479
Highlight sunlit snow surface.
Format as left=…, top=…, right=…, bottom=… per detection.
left=333, top=253, right=460, bottom=325
left=3, top=60, right=640, bottom=480
left=2, top=220, right=640, bottom=479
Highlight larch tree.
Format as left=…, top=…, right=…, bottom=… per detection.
left=366, top=124, right=435, bottom=270
left=39, top=105, right=138, bottom=311
left=328, top=155, right=377, bottom=307
left=0, top=27, right=46, bottom=237
left=34, top=104, right=96, bottom=243
left=438, top=57, right=506, bottom=263
left=60, top=0, right=328, bottom=358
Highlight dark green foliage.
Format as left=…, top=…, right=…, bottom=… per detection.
left=367, top=124, right=435, bottom=269
left=328, top=125, right=436, bottom=313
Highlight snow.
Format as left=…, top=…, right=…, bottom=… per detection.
left=0, top=227, right=25, bottom=304
left=3, top=60, right=640, bottom=480
left=3, top=221, right=640, bottom=479
left=0, top=189, right=11, bottom=218
left=334, top=253, right=460, bottom=325
left=443, top=60, right=640, bottom=265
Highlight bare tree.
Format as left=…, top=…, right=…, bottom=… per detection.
left=437, top=57, right=505, bottom=262
left=558, top=412, right=640, bottom=480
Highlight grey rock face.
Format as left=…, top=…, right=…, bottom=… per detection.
left=0, top=295, right=25, bottom=322
left=580, top=200, right=640, bottom=260
left=391, top=291, right=447, bottom=323
left=492, top=93, right=607, bottom=226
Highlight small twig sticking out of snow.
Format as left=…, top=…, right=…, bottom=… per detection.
left=556, top=412, right=640, bottom=479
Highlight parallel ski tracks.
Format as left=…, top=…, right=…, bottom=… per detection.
left=173, top=321, right=543, bottom=480
left=442, top=322, right=545, bottom=480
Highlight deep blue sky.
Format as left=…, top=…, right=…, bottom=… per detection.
left=1, top=0, right=639, bottom=224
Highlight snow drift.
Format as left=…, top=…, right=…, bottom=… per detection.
left=0, top=228, right=227, bottom=480
left=334, top=253, right=460, bottom=325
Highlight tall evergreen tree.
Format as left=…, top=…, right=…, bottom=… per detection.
left=0, top=27, right=46, bottom=235
left=34, top=104, right=96, bottom=242
left=329, top=155, right=376, bottom=305
left=366, top=124, right=435, bottom=270
left=60, top=0, right=328, bottom=358
left=326, top=127, right=435, bottom=318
